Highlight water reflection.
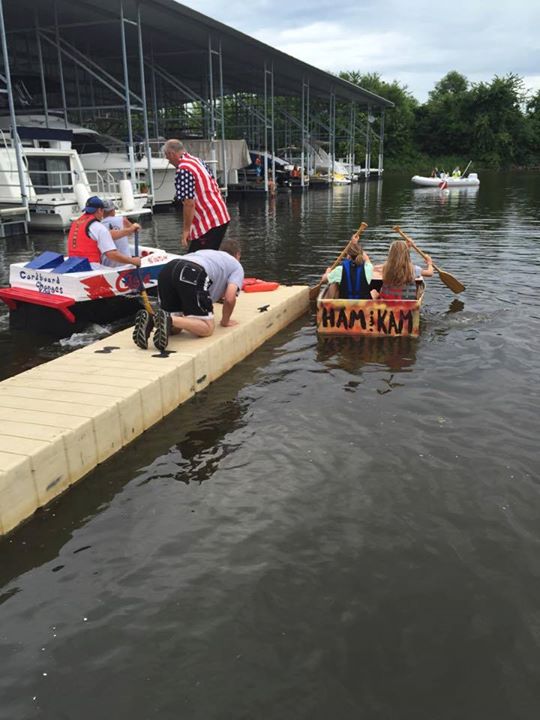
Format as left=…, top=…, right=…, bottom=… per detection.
left=316, top=334, right=418, bottom=372
left=447, top=298, right=465, bottom=314
left=412, top=186, right=480, bottom=208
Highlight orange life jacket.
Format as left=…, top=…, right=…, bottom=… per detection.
left=67, top=214, right=100, bottom=263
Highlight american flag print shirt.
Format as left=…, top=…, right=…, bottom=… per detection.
left=174, top=153, right=230, bottom=240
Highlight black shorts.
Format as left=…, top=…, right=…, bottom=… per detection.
left=157, top=259, right=214, bottom=318
left=188, top=222, right=229, bottom=252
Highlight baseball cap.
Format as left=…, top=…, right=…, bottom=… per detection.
left=84, top=195, right=105, bottom=213
left=102, top=199, right=117, bottom=211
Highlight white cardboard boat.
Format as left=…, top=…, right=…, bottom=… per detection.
left=412, top=173, right=480, bottom=188
left=0, top=246, right=180, bottom=336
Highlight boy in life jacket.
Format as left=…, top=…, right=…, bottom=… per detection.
left=321, top=237, right=378, bottom=300
left=67, top=195, right=142, bottom=268
left=372, top=240, right=433, bottom=301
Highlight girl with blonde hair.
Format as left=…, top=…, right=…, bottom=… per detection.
left=374, top=240, right=433, bottom=300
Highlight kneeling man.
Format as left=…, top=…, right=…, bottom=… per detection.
left=133, top=238, right=244, bottom=351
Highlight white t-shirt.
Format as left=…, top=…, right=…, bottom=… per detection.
left=87, top=220, right=118, bottom=266
left=88, top=220, right=131, bottom=267
left=101, top=216, right=133, bottom=258
left=327, top=261, right=373, bottom=285
left=185, top=250, right=244, bottom=301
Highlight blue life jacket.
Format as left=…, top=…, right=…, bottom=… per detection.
left=339, top=259, right=371, bottom=299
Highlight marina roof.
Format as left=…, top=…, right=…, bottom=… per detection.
left=5, top=0, right=394, bottom=109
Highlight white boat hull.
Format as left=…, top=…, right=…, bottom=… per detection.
left=411, top=174, right=480, bottom=188
left=0, top=246, right=181, bottom=336
left=7, top=246, right=179, bottom=302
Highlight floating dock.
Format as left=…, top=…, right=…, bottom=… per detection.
left=0, top=285, right=309, bottom=536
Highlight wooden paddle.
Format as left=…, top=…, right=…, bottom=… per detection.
left=134, top=231, right=154, bottom=314
left=309, top=221, right=368, bottom=302
left=392, top=226, right=465, bottom=294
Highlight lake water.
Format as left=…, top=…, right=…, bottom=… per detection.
left=1, top=173, right=540, bottom=719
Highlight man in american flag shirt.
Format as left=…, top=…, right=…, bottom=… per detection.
left=164, top=139, right=230, bottom=252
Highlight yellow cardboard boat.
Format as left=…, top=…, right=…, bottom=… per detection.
left=316, top=281, right=425, bottom=337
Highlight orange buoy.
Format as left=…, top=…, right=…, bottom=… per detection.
left=242, top=277, right=279, bottom=292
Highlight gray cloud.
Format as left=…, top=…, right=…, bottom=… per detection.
left=181, top=0, right=540, bottom=100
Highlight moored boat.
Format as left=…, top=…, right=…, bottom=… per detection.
left=412, top=173, right=480, bottom=188
left=316, top=281, right=425, bottom=337
left=0, top=246, right=180, bottom=337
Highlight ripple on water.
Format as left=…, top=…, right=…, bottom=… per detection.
left=2, top=173, right=540, bottom=718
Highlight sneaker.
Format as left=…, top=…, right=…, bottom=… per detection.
left=153, top=309, right=172, bottom=352
left=132, top=309, right=154, bottom=350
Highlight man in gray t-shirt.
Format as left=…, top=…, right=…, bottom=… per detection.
left=133, top=238, right=244, bottom=351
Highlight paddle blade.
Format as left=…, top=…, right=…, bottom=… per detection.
left=438, top=269, right=465, bottom=294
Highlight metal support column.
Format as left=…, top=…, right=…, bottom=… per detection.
left=74, top=66, right=83, bottom=124
left=207, top=35, right=217, bottom=175
left=136, top=3, right=154, bottom=203
left=329, top=90, right=336, bottom=182
left=54, top=0, right=68, bottom=128
left=150, top=43, right=159, bottom=140
left=218, top=40, right=227, bottom=193
left=270, top=64, right=275, bottom=185
left=0, top=0, right=29, bottom=222
left=263, top=62, right=268, bottom=193
left=35, top=10, right=49, bottom=127
left=120, top=0, right=137, bottom=188
left=349, top=102, right=356, bottom=180
left=365, top=105, right=372, bottom=179
left=305, top=80, right=311, bottom=178
left=300, top=78, right=305, bottom=187
left=378, top=110, right=385, bottom=174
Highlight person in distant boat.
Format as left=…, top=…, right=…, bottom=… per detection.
left=371, top=240, right=433, bottom=301
left=321, top=238, right=378, bottom=300
left=254, top=154, right=263, bottom=181
left=431, top=167, right=438, bottom=178
left=452, top=166, right=461, bottom=178
left=132, top=238, right=244, bottom=352
left=163, top=138, right=231, bottom=252
left=290, top=165, right=301, bottom=180
left=100, top=199, right=141, bottom=264
left=67, top=196, right=141, bottom=269
left=268, top=171, right=276, bottom=197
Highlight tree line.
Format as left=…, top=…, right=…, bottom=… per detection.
left=339, top=70, right=540, bottom=170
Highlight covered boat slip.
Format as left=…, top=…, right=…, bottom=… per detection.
left=0, top=0, right=393, bottom=217
left=0, top=284, right=309, bottom=536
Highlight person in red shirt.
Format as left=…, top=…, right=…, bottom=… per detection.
left=163, top=139, right=230, bottom=252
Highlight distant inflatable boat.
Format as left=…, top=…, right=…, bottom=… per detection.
left=412, top=173, right=480, bottom=188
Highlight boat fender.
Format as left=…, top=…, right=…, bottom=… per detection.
left=242, top=277, right=279, bottom=293
left=119, top=179, right=135, bottom=212
left=74, top=182, right=90, bottom=211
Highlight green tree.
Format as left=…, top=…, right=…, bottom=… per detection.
left=415, top=71, right=471, bottom=156
left=339, top=71, right=418, bottom=161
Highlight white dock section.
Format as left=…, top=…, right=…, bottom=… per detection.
left=0, top=285, right=309, bottom=536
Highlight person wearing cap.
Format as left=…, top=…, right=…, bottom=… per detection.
left=67, top=196, right=142, bottom=268
left=100, top=199, right=141, bottom=262
left=163, top=139, right=230, bottom=252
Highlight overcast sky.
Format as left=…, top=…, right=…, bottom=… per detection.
left=180, top=0, right=540, bottom=102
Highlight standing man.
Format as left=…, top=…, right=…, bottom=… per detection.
left=132, top=238, right=244, bottom=352
left=67, top=195, right=141, bottom=268
left=163, top=139, right=230, bottom=252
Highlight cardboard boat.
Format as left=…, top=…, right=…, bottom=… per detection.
left=0, top=246, right=180, bottom=337
left=316, top=281, right=425, bottom=337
